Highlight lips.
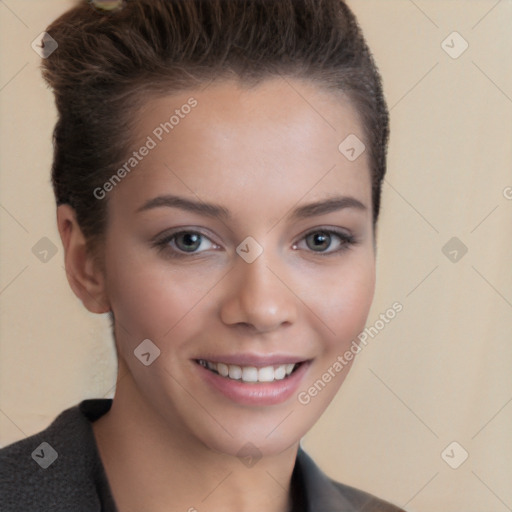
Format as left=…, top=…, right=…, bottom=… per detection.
left=197, top=359, right=299, bottom=383
left=195, top=356, right=312, bottom=406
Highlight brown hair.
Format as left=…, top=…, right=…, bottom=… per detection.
left=42, top=0, right=389, bottom=251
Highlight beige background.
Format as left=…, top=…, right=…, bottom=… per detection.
left=1, top=1, right=511, bottom=510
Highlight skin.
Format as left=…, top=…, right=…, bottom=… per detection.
left=57, top=77, right=376, bottom=512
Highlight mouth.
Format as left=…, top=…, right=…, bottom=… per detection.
left=195, top=359, right=303, bottom=383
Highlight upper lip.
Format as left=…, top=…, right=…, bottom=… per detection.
left=194, top=353, right=310, bottom=367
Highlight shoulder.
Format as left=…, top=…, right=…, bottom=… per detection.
left=328, top=478, right=406, bottom=511
left=295, top=447, right=406, bottom=511
left=0, top=399, right=114, bottom=512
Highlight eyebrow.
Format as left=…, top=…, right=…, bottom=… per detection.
left=136, top=193, right=367, bottom=220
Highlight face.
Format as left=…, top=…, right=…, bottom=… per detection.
left=100, top=77, right=375, bottom=457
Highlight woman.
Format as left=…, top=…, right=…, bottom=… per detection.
left=0, top=0, right=405, bottom=510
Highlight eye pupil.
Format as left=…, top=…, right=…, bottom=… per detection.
left=307, top=232, right=331, bottom=251
left=177, top=232, right=201, bottom=252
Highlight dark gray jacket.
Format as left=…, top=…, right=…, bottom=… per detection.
left=0, top=399, right=405, bottom=511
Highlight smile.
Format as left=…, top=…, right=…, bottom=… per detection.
left=196, top=359, right=300, bottom=383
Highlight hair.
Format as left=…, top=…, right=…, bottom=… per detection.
left=42, top=0, right=389, bottom=254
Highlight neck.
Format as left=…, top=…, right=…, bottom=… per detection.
left=92, top=363, right=298, bottom=512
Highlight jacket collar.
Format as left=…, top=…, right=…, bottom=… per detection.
left=294, top=446, right=357, bottom=511
left=81, top=399, right=381, bottom=511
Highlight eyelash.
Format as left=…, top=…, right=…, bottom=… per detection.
left=152, top=228, right=356, bottom=259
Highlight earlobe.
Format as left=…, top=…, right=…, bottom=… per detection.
left=56, top=204, right=111, bottom=314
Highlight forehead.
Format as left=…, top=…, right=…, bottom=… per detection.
left=111, top=77, right=372, bottom=217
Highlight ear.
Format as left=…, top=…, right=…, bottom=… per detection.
left=56, top=204, right=111, bottom=314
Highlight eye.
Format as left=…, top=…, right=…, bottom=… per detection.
left=153, top=230, right=219, bottom=257
left=293, top=228, right=356, bottom=255
left=153, top=227, right=356, bottom=259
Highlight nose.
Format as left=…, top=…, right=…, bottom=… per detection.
left=219, top=249, right=298, bottom=334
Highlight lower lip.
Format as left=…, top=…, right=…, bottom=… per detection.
left=195, top=361, right=311, bottom=406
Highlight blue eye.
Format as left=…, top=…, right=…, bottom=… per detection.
left=153, top=228, right=355, bottom=258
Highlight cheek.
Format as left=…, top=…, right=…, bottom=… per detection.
left=308, top=254, right=376, bottom=354
left=104, top=229, right=375, bottom=358
left=293, top=256, right=375, bottom=416
left=104, top=247, right=220, bottom=342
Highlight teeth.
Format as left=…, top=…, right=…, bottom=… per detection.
left=217, top=362, right=229, bottom=377
left=228, top=364, right=242, bottom=380
left=242, top=366, right=258, bottom=382
left=198, top=360, right=299, bottom=383
left=258, top=366, right=275, bottom=382
left=274, top=365, right=286, bottom=380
